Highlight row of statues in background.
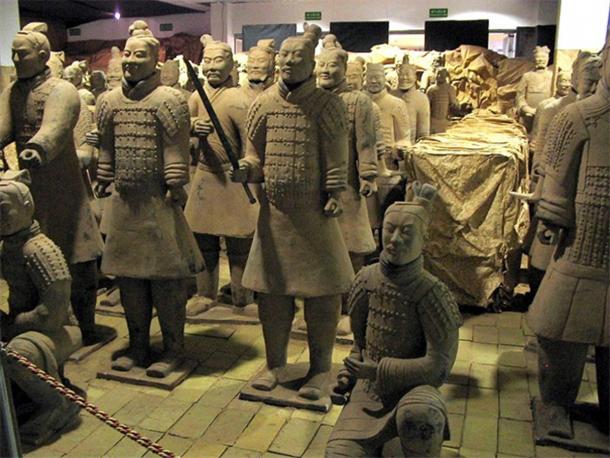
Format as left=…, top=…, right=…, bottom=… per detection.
left=0, top=18, right=606, bottom=455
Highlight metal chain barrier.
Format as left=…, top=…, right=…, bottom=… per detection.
left=0, top=343, right=176, bottom=458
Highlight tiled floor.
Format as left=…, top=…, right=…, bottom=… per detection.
left=1, top=260, right=603, bottom=458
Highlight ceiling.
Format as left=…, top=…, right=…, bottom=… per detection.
left=19, top=0, right=208, bottom=28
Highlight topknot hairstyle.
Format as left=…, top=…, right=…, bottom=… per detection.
left=126, top=20, right=160, bottom=59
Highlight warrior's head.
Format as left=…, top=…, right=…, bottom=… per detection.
left=435, top=67, right=449, bottom=85
left=317, top=42, right=348, bottom=90
left=0, top=171, right=35, bottom=237
left=160, top=60, right=181, bottom=87
left=398, top=63, right=418, bottom=90
left=366, top=63, right=386, bottom=94
left=202, top=40, right=234, bottom=87
left=247, top=41, right=275, bottom=84
left=12, top=23, right=51, bottom=80
left=63, top=62, right=84, bottom=88
left=122, top=20, right=159, bottom=84
left=533, top=46, right=550, bottom=70
left=555, top=71, right=571, bottom=97
left=346, top=60, right=365, bottom=91
left=278, top=23, right=321, bottom=86
left=382, top=182, right=437, bottom=265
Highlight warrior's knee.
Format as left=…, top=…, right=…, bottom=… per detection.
left=7, top=334, right=49, bottom=369
left=396, top=385, right=448, bottom=457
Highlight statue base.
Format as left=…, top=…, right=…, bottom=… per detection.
left=532, top=399, right=609, bottom=454
left=186, top=303, right=260, bottom=325
left=68, top=324, right=117, bottom=362
left=239, top=363, right=339, bottom=412
left=97, top=354, right=197, bottom=390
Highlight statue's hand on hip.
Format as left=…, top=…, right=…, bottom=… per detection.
left=19, top=149, right=42, bottom=169
left=344, top=355, right=378, bottom=381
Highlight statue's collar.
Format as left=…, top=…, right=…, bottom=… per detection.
left=367, top=88, right=388, bottom=102
left=17, top=67, right=51, bottom=90
left=121, top=71, right=161, bottom=100
left=2, top=221, right=41, bottom=247
left=379, top=254, right=424, bottom=285
left=278, top=75, right=316, bottom=103
left=329, top=79, right=350, bottom=95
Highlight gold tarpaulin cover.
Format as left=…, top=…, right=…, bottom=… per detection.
left=405, top=112, right=529, bottom=307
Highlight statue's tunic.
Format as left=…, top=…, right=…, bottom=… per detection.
left=527, top=83, right=610, bottom=346
left=391, top=87, right=431, bottom=142
left=329, top=257, right=462, bottom=442
left=333, top=82, right=377, bottom=255
left=1, top=222, right=81, bottom=365
left=516, top=69, right=553, bottom=114
left=367, top=89, right=411, bottom=151
left=426, top=83, right=457, bottom=134
left=184, top=80, right=259, bottom=237
left=0, top=69, right=102, bottom=264
left=96, top=73, right=203, bottom=279
left=242, top=77, right=354, bottom=297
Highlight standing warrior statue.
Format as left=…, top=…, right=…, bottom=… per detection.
left=516, top=46, right=553, bottom=133
left=232, top=24, right=354, bottom=400
left=184, top=38, right=258, bottom=314
left=426, top=67, right=458, bottom=134
left=391, top=63, right=430, bottom=142
left=95, top=20, right=203, bottom=377
left=0, top=22, right=103, bottom=346
left=326, top=183, right=462, bottom=457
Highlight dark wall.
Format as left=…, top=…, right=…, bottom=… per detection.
left=425, top=20, right=489, bottom=51
left=329, top=21, right=389, bottom=52
left=516, top=25, right=556, bottom=64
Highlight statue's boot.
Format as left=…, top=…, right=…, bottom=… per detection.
left=147, top=279, right=187, bottom=378
left=112, top=278, right=152, bottom=371
left=299, top=295, right=340, bottom=400
left=69, top=260, right=98, bottom=345
left=252, top=294, right=295, bottom=391
left=226, top=237, right=254, bottom=308
left=537, top=336, right=588, bottom=439
left=5, top=338, right=81, bottom=445
left=187, top=234, right=219, bottom=316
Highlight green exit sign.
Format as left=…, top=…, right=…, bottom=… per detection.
left=305, top=11, right=322, bottom=21
left=429, top=8, right=448, bottom=18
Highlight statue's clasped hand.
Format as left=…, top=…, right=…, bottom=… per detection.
left=344, top=356, right=378, bottom=381
left=193, top=119, right=214, bottom=138
left=19, top=149, right=42, bottom=169
left=94, top=182, right=111, bottom=198
left=324, top=195, right=343, bottom=217
left=165, top=187, right=188, bottom=207
left=359, top=180, right=377, bottom=197
left=230, top=161, right=250, bottom=183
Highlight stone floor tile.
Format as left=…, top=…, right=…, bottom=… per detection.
left=203, top=351, right=243, bottom=374
left=498, top=366, right=529, bottom=393
left=262, top=453, right=291, bottom=458
left=292, top=407, right=327, bottom=422
left=456, top=341, right=474, bottom=362
left=234, top=411, right=287, bottom=452
left=576, top=381, right=598, bottom=404
left=64, top=423, right=123, bottom=457
left=499, top=390, right=533, bottom=422
left=169, top=372, right=218, bottom=404
left=221, top=447, right=263, bottom=458
left=473, top=326, right=499, bottom=344
left=498, top=327, right=526, bottom=347
left=183, top=439, right=226, bottom=458
left=498, top=346, right=528, bottom=368
left=498, top=419, right=534, bottom=457
left=114, top=392, right=167, bottom=426
left=440, top=446, right=460, bottom=457
left=463, top=313, right=498, bottom=327
left=303, top=424, right=333, bottom=458
left=521, top=320, right=535, bottom=337
left=497, top=311, right=523, bottom=329
left=445, top=414, right=464, bottom=448
left=269, top=418, right=319, bottom=456
left=528, top=373, right=540, bottom=398
left=226, top=397, right=263, bottom=414
left=534, top=445, right=573, bottom=457
left=202, top=409, right=256, bottom=446
left=144, top=433, right=193, bottom=457
left=23, top=446, right=65, bottom=458
left=94, top=385, right=140, bottom=416
left=461, top=415, right=498, bottom=453
left=199, top=378, right=245, bottom=408
left=469, top=362, right=498, bottom=389
left=169, top=403, right=222, bottom=439
left=458, top=446, right=496, bottom=457
left=224, top=356, right=266, bottom=381
left=259, top=404, right=294, bottom=418
left=459, top=326, right=474, bottom=341
left=322, top=405, right=343, bottom=426
left=440, top=384, right=468, bottom=415
left=139, top=397, right=193, bottom=432
left=466, top=387, right=499, bottom=418
left=448, top=360, right=471, bottom=386
left=105, top=427, right=163, bottom=458
left=471, top=342, right=499, bottom=365
left=37, top=413, right=101, bottom=455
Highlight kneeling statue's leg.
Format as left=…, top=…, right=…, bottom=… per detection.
left=325, top=438, right=377, bottom=458
left=6, top=335, right=80, bottom=445
left=396, top=385, right=447, bottom=457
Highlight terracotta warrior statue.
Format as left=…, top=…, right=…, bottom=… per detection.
left=95, top=20, right=203, bottom=377
left=0, top=170, right=82, bottom=445
left=160, top=59, right=191, bottom=99
left=420, top=55, right=444, bottom=93
left=184, top=39, right=258, bottom=315
left=63, top=61, right=95, bottom=107
left=106, top=46, right=123, bottom=89
left=365, top=62, right=411, bottom=170
left=391, top=63, right=430, bottom=142
left=232, top=24, right=354, bottom=400
left=90, top=70, right=108, bottom=101
left=239, top=41, right=276, bottom=103
left=526, top=38, right=609, bottom=441
left=326, top=182, right=462, bottom=457
left=426, top=67, right=458, bottom=134
left=0, top=22, right=104, bottom=346
left=516, top=46, right=553, bottom=132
